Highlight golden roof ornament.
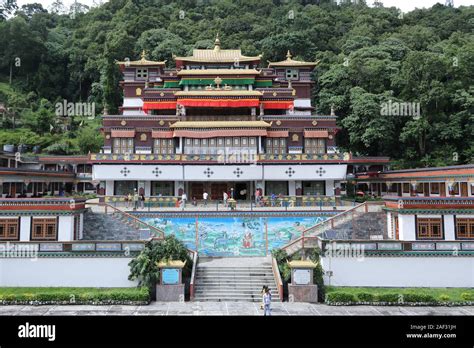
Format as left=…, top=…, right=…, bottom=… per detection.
left=330, top=104, right=335, bottom=116
left=214, top=33, right=221, bottom=52
left=141, top=50, right=147, bottom=60
left=286, top=50, right=292, bottom=60
left=214, top=76, right=222, bottom=89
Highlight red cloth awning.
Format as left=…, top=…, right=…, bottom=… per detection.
left=173, top=129, right=267, bottom=138
left=267, top=130, right=289, bottom=138
left=151, top=130, right=174, bottom=138
left=262, top=101, right=293, bottom=109
left=303, top=130, right=329, bottom=138
left=111, top=129, right=136, bottom=138
left=143, top=101, right=177, bottom=111
left=177, top=99, right=260, bottom=108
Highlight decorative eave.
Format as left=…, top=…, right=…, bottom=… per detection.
left=384, top=208, right=474, bottom=215
left=169, top=121, right=271, bottom=128
left=268, top=51, right=319, bottom=68
left=174, top=90, right=262, bottom=97
left=174, top=37, right=261, bottom=64
left=116, top=50, right=166, bottom=67
left=176, top=69, right=260, bottom=76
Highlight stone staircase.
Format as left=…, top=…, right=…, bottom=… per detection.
left=82, top=209, right=145, bottom=240
left=194, top=257, right=280, bottom=302
left=322, top=212, right=387, bottom=240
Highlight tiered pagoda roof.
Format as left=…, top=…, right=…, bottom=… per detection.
left=268, top=51, right=319, bottom=68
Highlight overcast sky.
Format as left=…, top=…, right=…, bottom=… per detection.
left=16, top=0, right=474, bottom=13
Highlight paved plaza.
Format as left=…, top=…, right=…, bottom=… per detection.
left=1, top=302, right=472, bottom=316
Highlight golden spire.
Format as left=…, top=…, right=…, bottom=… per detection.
left=141, top=50, right=147, bottom=60
left=214, top=33, right=221, bottom=52
left=286, top=50, right=292, bottom=60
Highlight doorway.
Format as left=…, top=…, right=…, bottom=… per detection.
left=235, top=182, right=248, bottom=200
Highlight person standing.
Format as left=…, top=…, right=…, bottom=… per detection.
left=127, top=192, right=132, bottom=208
left=203, top=191, right=208, bottom=206
left=263, top=287, right=272, bottom=316
left=133, top=189, right=139, bottom=211
left=223, top=191, right=228, bottom=207
left=139, top=193, right=145, bottom=209
left=255, top=188, right=260, bottom=205
left=181, top=192, right=187, bottom=209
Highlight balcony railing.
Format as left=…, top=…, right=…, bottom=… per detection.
left=90, top=152, right=348, bottom=162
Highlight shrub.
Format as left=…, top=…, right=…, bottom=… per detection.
left=128, top=236, right=192, bottom=288
left=439, top=294, right=450, bottom=302
left=461, top=292, right=474, bottom=301
left=326, top=292, right=356, bottom=303
left=356, top=292, right=375, bottom=302
left=403, top=293, right=437, bottom=303
left=376, top=293, right=399, bottom=303
left=309, top=248, right=325, bottom=302
left=271, top=248, right=291, bottom=282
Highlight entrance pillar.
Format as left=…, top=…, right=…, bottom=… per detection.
left=288, top=181, right=296, bottom=196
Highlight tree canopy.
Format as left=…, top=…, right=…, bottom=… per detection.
left=0, top=0, right=472, bottom=167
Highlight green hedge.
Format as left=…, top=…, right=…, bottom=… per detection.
left=0, top=287, right=150, bottom=304
left=325, top=289, right=474, bottom=305
left=326, top=292, right=357, bottom=303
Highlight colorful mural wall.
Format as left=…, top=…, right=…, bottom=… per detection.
left=137, top=213, right=330, bottom=257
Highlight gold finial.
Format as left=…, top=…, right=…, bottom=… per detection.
left=214, top=33, right=221, bottom=51
left=286, top=50, right=292, bottom=60
left=141, top=50, right=147, bottom=60
left=214, top=76, right=222, bottom=89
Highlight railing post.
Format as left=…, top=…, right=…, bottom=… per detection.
left=365, top=202, right=368, bottom=212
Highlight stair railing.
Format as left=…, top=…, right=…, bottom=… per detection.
left=87, top=202, right=165, bottom=239
left=282, top=201, right=385, bottom=255
left=271, top=256, right=284, bottom=301
left=189, top=249, right=198, bottom=301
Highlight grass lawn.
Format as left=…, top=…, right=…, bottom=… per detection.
left=326, top=286, right=474, bottom=302
left=0, top=287, right=150, bottom=303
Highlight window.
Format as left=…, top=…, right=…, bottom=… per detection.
left=304, top=138, right=326, bottom=154
left=151, top=181, right=174, bottom=196
left=449, top=182, right=460, bottom=195
left=73, top=215, right=80, bottom=240
left=0, top=218, right=19, bottom=240
left=286, top=69, right=298, bottom=80
left=266, top=138, right=287, bottom=154
left=153, top=139, right=174, bottom=155
left=113, top=138, right=134, bottom=154
left=416, top=218, right=443, bottom=240
left=31, top=218, right=57, bottom=241
left=402, top=183, right=410, bottom=193
left=265, top=181, right=288, bottom=195
left=302, top=181, right=326, bottom=196
left=136, top=68, right=148, bottom=79
left=114, top=181, right=138, bottom=196
left=455, top=218, right=474, bottom=239
left=416, top=183, right=424, bottom=194
left=430, top=183, right=440, bottom=195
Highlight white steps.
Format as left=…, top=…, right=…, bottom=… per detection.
left=194, top=261, right=280, bottom=302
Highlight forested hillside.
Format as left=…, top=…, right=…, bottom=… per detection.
left=0, top=0, right=472, bottom=167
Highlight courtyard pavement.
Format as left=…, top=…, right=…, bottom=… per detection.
left=1, top=302, right=473, bottom=316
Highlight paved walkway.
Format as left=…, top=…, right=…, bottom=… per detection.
left=1, top=302, right=473, bottom=316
